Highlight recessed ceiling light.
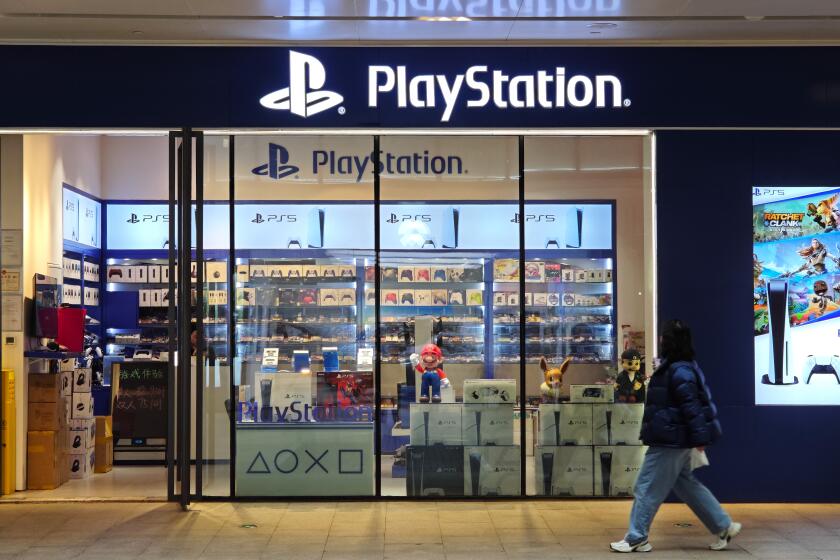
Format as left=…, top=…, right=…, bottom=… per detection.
left=744, top=15, right=765, bottom=21
left=131, top=30, right=144, bottom=36
left=418, top=16, right=472, bottom=22
left=587, top=22, right=617, bottom=29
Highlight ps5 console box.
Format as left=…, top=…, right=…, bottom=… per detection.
left=593, top=404, right=644, bottom=445
left=406, top=444, right=464, bottom=497
left=463, top=445, right=520, bottom=496
left=593, top=445, right=647, bottom=497
left=535, top=446, right=594, bottom=497
left=461, top=403, right=514, bottom=446
left=463, top=379, right=516, bottom=404
left=410, top=404, right=462, bottom=445
left=539, top=403, right=593, bottom=446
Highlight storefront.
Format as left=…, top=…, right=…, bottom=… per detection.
left=0, top=46, right=839, bottom=504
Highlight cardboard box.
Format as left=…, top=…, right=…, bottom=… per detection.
left=28, top=401, right=65, bottom=431
left=60, top=453, right=70, bottom=484
left=27, top=431, right=61, bottom=490
left=410, top=404, right=463, bottom=445
left=68, top=448, right=95, bottom=479
left=72, top=368, right=92, bottom=393
left=94, top=436, right=113, bottom=473
left=59, top=359, right=76, bottom=372
left=461, top=403, right=514, bottom=446
left=593, top=403, right=644, bottom=446
left=71, top=393, right=94, bottom=419
left=464, top=446, right=520, bottom=496
left=67, top=428, right=91, bottom=453
left=539, top=403, right=593, bottom=446
left=594, top=445, right=647, bottom=497
left=535, top=446, right=594, bottom=497
left=463, top=379, right=516, bottom=404
left=60, top=371, right=72, bottom=397
left=28, top=374, right=61, bottom=403
left=95, top=416, right=112, bottom=441
left=70, top=418, right=96, bottom=447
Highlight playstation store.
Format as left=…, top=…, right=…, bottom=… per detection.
left=0, top=46, right=838, bottom=504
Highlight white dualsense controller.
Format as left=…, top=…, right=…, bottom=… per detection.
left=803, top=355, right=840, bottom=384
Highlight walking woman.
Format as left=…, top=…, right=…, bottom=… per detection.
left=610, top=319, right=741, bottom=553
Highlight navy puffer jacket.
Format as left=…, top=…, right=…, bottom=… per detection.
left=639, top=360, right=722, bottom=448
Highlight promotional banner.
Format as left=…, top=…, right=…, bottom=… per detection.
left=63, top=186, right=101, bottom=249
left=236, top=424, right=374, bottom=496
left=107, top=201, right=612, bottom=251
left=753, top=186, right=840, bottom=405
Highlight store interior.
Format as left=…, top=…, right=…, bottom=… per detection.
left=0, top=131, right=654, bottom=500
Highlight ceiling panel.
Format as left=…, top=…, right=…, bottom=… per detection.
left=0, top=15, right=210, bottom=40
left=507, top=20, right=669, bottom=40
left=18, top=0, right=194, bottom=16
left=199, top=19, right=359, bottom=41
left=680, top=0, right=840, bottom=17
left=186, top=0, right=358, bottom=18
left=657, top=19, right=840, bottom=41
left=515, top=0, right=690, bottom=19
left=356, top=20, right=514, bottom=41
left=355, top=0, right=523, bottom=18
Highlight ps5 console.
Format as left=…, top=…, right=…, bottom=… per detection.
left=469, top=452, right=482, bottom=496
left=803, top=355, right=840, bottom=384
left=260, top=379, right=273, bottom=422
left=307, top=207, right=325, bottom=248
left=763, top=279, right=798, bottom=385
left=441, top=206, right=460, bottom=249
left=565, top=206, right=583, bottom=248
left=599, top=451, right=613, bottom=497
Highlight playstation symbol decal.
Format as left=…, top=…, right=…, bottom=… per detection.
left=252, top=143, right=300, bottom=179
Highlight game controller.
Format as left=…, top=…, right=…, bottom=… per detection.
left=108, top=268, right=123, bottom=279
left=416, top=269, right=430, bottom=282
left=401, top=293, right=415, bottom=305
left=400, top=269, right=414, bottom=281
left=803, top=355, right=840, bottom=384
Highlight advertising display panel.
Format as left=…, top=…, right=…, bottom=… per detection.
left=753, top=186, right=840, bottom=404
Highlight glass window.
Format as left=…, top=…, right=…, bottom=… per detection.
left=525, top=135, right=653, bottom=497
left=231, top=135, right=375, bottom=497
left=379, top=136, right=522, bottom=497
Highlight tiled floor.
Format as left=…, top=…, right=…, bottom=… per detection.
left=0, top=501, right=839, bottom=559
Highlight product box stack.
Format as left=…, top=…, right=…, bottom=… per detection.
left=405, top=379, right=519, bottom=497
left=68, top=368, right=95, bottom=479
left=535, top=392, right=646, bottom=497
left=27, top=367, right=70, bottom=490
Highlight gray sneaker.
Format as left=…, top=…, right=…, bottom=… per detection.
left=610, top=539, right=653, bottom=553
left=710, top=522, right=742, bottom=551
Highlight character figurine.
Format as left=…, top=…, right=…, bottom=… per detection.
left=615, top=348, right=645, bottom=403
left=539, top=357, right=571, bottom=403
left=411, top=344, right=450, bottom=403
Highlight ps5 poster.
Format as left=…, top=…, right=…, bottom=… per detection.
left=753, top=186, right=840, bottom=405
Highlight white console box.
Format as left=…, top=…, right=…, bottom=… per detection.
left=594, top=445, right=647, bottom=497
left=463, top=379, right=516, bottom=404
left=410, top=403, right=462, bottom=445
left=539, top=403, right=593, bottom=446
left=464, top=445, right=520, bottom=496
left=461, top=403, right=514, bottom=446
left=535, top=446, right=594, bottom=497
left=592, top=403, right=644, bottom=445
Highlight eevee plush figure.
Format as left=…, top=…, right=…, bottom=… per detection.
left=539, top=357, right=571, bottom=403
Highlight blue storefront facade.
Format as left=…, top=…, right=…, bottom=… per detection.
left=2, top=46, right=840, bottom=504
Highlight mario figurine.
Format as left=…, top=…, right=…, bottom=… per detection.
left=614, top=348, right=645, bottom=403
left=410, top=343, right=450, bottom=403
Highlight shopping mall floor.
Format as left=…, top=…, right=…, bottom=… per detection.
left=0, top=501, right=837, bottom=559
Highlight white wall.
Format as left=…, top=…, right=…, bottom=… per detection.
left=15, top=134, right=101, bottom=489
left=101, top=136, right=167, bottom=200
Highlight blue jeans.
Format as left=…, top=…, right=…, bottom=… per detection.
left=420, top=370, right=441, bottom=400
left=626, top=447, right=731, bottom=545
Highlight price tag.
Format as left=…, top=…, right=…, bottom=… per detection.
left=262, top=348, right=279, bottom=372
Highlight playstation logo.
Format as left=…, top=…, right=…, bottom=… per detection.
left=259, top=50, right=344, bottom=118
left=252, top=213, right=265, bottom=224
left=252, top=143, right=300, bottom=179
left=127, top=213, right=140, bottom=223
left=386, top=213, right=399, bottom=224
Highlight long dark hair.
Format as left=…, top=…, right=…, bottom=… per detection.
left=660, top=319, right=696, bottom=363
